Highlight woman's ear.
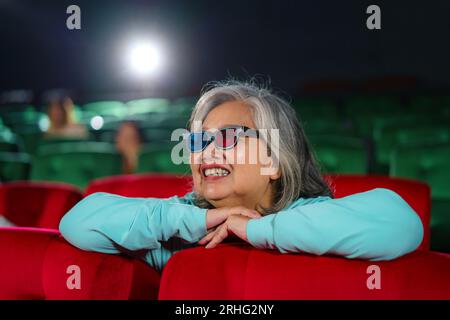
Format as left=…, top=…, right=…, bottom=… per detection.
left=261, top=156, right=281, bottom=180
left=269, top=166, right=281, bottom=181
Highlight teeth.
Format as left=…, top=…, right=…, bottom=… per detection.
left=204, top=168, right=230, bottom=177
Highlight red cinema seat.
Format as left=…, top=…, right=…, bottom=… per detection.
left=324, top=174, right=431, bottom=250
left=159, top=243, right=450, bottom=300
left=85, top=173, right=192, bottom=198
left=0, top=181, right=83, bottom=229
left=0, top=228, right=160, bottom=300
left=159, top=175, right=437, bottom=300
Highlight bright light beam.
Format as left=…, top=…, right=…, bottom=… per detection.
left=128, top=41, right=162, bottom=77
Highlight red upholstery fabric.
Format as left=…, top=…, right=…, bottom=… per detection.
left=0, top=181, right=83, bottom=229
left=324, top=174, right=430, bottom=250
left=159, top=243, right=450, bottom=300
left=85, top=173, right=192, bottom=198
left=0, top=228, right=160, bottom=300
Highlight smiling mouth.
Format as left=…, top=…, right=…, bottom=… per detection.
left=202, top=167, right=231, bottom=179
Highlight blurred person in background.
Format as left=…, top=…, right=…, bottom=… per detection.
left=115, top=121, right=143, bottom=174
left=45, top=95, right=88, bottom=139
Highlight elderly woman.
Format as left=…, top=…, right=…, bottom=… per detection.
left=59, top=81, right=423, bottom=271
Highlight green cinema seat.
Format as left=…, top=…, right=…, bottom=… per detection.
left=293, top=98, right=351, bottom=135
left=292, top=97, right=337, bottom=114
left=0, top=140, right=20, bottom=153
left=0, top=104, right=35, bottom=118
left=309, top=135, right=368, bottom=174
left=142, top=128, right=178, bottom=144
left=137, top=145, right=190, bottom=175
left=344, top=96, right=404, bottom=137
left=16, top=128, right=93, bottom=155
left=82, top=101, right=127, bottom=118
left=411, top=95, right=450, bottom=117
left=171, top=97, right=197, bottom=117
left=31, top=142, right=122, bottom=189
left=2, top=111, right=47, bottom=133
left=390, top=142, right=450, bottom=253
left=302, top=118, right=353, bottom=136
left=0, top=128, right=25, bottom=153
left=14, top=129, right=45, bottom=155
left=375, top=125, right=450, bottom=167
left=0, top=152, right=31, bottom=181
left=126, top=98, right=170, bottom=115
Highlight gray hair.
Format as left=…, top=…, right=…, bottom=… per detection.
left=188, top=80, right=332, bottom=214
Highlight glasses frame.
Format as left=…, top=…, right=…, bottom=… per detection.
left=185, top=125, right=259, bottom=153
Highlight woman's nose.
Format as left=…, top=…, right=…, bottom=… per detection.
left=201, top=140, right=225, bottom=163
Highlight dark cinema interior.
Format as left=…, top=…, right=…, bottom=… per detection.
left=0, top=0, right=450, bottom=302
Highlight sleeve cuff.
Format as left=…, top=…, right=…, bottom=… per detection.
left=188, top=206, right=208, bottom=241
left=162, top=200, right=208, bottom=242
left=246, top=214, right=276, bottom=249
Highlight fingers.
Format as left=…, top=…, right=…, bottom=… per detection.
left=230, top=206, right=261, bottom=219
left=205, top=224, right=229, bottom=249
left=198, top=230, right=216, bottom=245
left=206, top=206, right=261, bottom=230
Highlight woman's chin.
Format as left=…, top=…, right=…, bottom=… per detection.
left=201, top=189, right=232, bottom=203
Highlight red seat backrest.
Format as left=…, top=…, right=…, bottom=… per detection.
left=0, top=228, right=160, bottom=300
left=159, top=244, right=450, bottom=300
left=85, top=173, right=193, bottom=198
left=0, top=181, right=83, bottom=229
left=324, top=174, right=430, bottom=250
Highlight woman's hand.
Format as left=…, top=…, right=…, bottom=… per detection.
left=199, top=214, right=256, bottom=249
left=205, top=206, right=260, bottom=229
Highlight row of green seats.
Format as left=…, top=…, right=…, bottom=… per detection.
left=410, top=95, right=450, bottom=115
left=81, top=98, right=194, bottom=120
left=0, top=114, right=191, bottom=155
left=375, top=124, right=450, bottom=166
left=0, top=141, right=192, bottom=186
left=0, top=152, right=30, bottom=181
left=136, top=144, right=191, bottom=175
left=0, top=129, right=24, bottom=153
left=1, top=131, right=373, bottom=186
left=343, top=96, right=406, bottom=136
left=309, top=135, right=368, bottom=174
left=293, top=95, right=450, bottom=138
left=345, top=95, right=450, bottom=135
left=390, top=142, right=450, bottom=253
left=0, top=99, right=195, bottom=134
left=30, top=142, right=123, bottom=190
left=136, top=133, right=371, bottom=176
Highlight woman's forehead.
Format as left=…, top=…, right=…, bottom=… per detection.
left=202, top=101, right=255, bottom=130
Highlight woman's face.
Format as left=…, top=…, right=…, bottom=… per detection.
left=190, top=101, right=280, bottom=212
left=116, top=122, right=141, bottom=154
left=47, top=102, right=67, bottom=127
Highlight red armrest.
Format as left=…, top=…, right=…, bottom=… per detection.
left=0, top=228, right=160, bottom=300
left=159, top=243, right=450, bottom=300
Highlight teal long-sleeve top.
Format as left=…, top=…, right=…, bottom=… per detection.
left=59, top=188, right=424, bottom=271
